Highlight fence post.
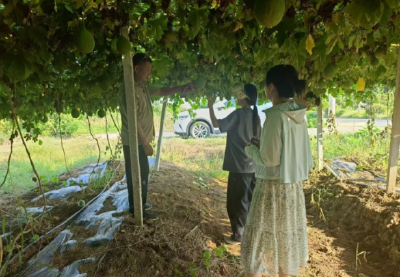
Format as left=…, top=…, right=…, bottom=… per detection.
left=121, top=26, right=143, bottom=226
left=317, top=103, right=324, bottom=171
left=155, top=97, right=168, bottom=171
left=386, top=44, right=400, bottom=193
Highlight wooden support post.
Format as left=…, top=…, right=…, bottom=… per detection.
left=121, top=26, right=143, bottom=226
left=317, top=103, right=324, bottom=171
left=386, top=45, right=400, bottom=193
left=155, top=97, right=168, bottom=171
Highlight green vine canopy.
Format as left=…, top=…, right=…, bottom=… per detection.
left=1, top=0, right=400, bottom=136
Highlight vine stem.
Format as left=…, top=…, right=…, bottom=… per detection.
left=87, top=116, right=101, bottom=171
left=105, top=111, right=114, bottom=160
left=3, top=82, right=47, bottom=211
left=386, top=81, right=390, bottom=155
left=58, top=111, right=70, bottom=175
left=109, top=110, right=120, bottom=134
left=109, top=110, right=122, bottom=157
left=0, top=124, right=15, bottom=189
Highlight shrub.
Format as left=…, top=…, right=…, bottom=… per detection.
left=40, top=113, right=80, bottom=137
left=307, top=117, right=317, bottom=128
left=335, top=108, right=345, bottom=117
left=306, top=111, right=317, bottom=128
left=366, top=103, right=387, bottom=115
left=0, top=119, right=14, bottom=145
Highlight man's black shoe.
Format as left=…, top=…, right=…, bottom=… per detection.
left=143, top=210, right=159, bottom=221
left=144, top=203, right=152, bottom=211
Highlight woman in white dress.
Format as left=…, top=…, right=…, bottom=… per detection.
left=241, top=65, right=314, bottom=277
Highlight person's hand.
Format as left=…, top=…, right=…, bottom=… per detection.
left=249, top=137, right=260, bottom=149
left=208, top=96, right=215, bottom=108
left=181, top=83, right=196, bottom=101
left=186, top=83, right=196, bottom=92
left=143, top=142, right=154, bottom=156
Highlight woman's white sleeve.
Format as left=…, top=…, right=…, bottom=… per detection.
left=245, top=112, right=282, bottom=167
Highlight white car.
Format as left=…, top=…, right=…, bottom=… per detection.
left=174, top=99, right=273, bottom=139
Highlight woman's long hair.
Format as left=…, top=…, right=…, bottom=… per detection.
left=266, top=65, right=305, bottom=98
left=244, top=84, right=259, bottom=137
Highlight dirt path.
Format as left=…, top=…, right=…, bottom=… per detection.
left=94, top=162, right=398, bottom=277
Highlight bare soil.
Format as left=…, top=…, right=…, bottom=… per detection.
left=2, top=161, right=400, bottom=277
left=94, top=163, right=400, bottom=277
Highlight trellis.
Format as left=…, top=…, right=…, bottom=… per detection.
left=1, top=0, right=400, bottom=226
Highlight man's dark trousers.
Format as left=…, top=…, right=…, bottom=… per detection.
left=123, top=145, right=149, bottom=214
left=227, top=172, right=256, bottom=242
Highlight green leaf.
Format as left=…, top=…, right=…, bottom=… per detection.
left=203, top=260, right=211, bottom=268
left=38, top=140, right=43, bottom=145
left=348, top=34, right=356, bottom=48
left=346, top=99, right=353, bottom=107
left=326, top=36, right=338, bottom=55
left=379, top=3, right=391, bottom=28
left=325, top=34, right=337, bottom=45
left=188, top=8, right=208, bottom=38
left=174, top=269, right=183, bottom=277
left=203, top=251, right=212, bottom=259
left=188, top=262, right=197, bottom=268
left=385, top=0, right=399, bottom=8
left=376, top=64, right=387, bottom=78
left=276, top=31, right=287, bottom=48
left=29, top=27, right=48, bottom=47
left=374, top=29, right=382, bottom=40
left=285, top=0, right=296, bottom=10
left=64, top=3, right=74, bottom=13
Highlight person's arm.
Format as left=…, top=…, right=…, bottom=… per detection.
left=137, top=123, right=153, bottom=156
left=151, top=84, right=195, bottom=97
left=245, top=111, right=282, bottom=167
left=208, top=97, right=219, bottom=128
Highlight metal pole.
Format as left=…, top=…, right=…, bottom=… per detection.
left=121, top=26, right=143, bottom=226
left=155, top=97, right=168, bottom=171
left=317, top=103, right=324, bottom=171
left=386, top=45, right=400, bottom=193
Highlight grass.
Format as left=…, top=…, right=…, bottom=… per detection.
left=0, top=136, right=119, bottom=194
left=158, top=136, right=228, bottom=180
left=0, top=135, right=226, bottom=195
left=309, top=129, right=398, bottom=176
left=1, top=121, right=399, bottom=196
left=334, top=109, right=390, bottom=120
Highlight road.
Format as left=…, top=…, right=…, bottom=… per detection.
left=95, top=118, right=392, bottom=139
left=335, top=118, right=391, bottom=126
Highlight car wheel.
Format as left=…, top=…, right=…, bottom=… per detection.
left=189, top=122, right=210, bottom=139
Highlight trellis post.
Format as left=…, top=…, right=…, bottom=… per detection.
left=155, top=97, right=168, bottom=171
left=121, top=26, right=143, bottom=226
left=317, top=103, right=324, bottom=171
left=329, top=94, right=336, bottom=115
left=386, top=45, right=400, bottom=193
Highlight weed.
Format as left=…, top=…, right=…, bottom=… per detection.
left=193, top=177, right=209, bottom=190
left=88, top=170, right=113, bottom=190
left=173, top=269, right=183, bottom=277
left=174, top=245, right=228, bottom=277
left=214, top=244, right=227, bottom=258
left=356, top=242, right=367, bottom=271
left=311, top=186, right=334, bottom=222
left=30, top=234, right=40, bottom=243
